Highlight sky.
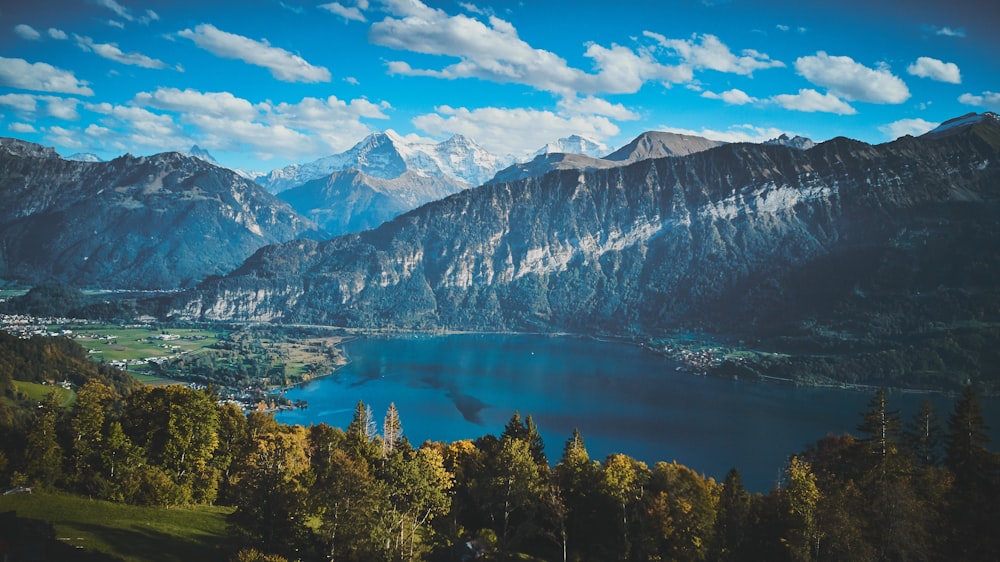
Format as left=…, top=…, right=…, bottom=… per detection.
left=1, top=0, right=998, bottom=172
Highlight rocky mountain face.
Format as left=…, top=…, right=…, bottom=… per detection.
left=764, top=134, right=816, bottom=150
left=0, top=139, right=323, bottom=289
left=603, top=131, right=726, bottom=162
left=277, top=169, right=462, bottom=237
left=489, top=131, right=724, bottom=184
left=166, top=114, right=1000, bottom=354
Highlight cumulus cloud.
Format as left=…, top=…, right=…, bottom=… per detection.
left=701, top=88, right=757, bottom=105
left=644, top=32, right=785, bottom=75
left=14, top=24, right=41, bottom=40
left=320, top=2, right=367, bottom=22
left=0, top=57, right=93, bottom=96
left=48, top=28, right=68, bottom=40
left=907, top=57, right=961, bottom=84
left=958, top=91, right=1000, bottom=112
left=370, top=0, right=688, bottom=96
left=127, top=87, right=390, bottom=159
left=412, top=104, right=626, bottom=157
left=658, top=123, right=791, bottom=144
left=75, top=35, right=169, bottom=69
left=878, top=118, right=936, bottom=139
left=557, top=96, right=640, bottom=120
left=9, top=123, right=37, bottom=133
left=0, top=93, right=81, bottom=123
left=771, top=88, right=857, bottom=114
left=795, top=52, right=909, bottom=104
left=177, top=24, right=331, bottom=83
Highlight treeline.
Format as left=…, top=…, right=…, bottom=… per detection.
left=1, top=336, right=998, bottom=561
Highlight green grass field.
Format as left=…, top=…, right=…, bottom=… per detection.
left=0, top=491, right=238, bottom=562
left=70, top=326, right=224, bottom=363
left=15, top=381, right=76, bottom=406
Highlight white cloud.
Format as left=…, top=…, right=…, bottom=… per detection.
left=128, top=87, right=390, bottom=159
left=658, top=123, right=790, bottom=144
left=701, top=88, right=757, bottom=105
left=320, top=2, right=367, bottom=22
left=0, top=93, right=79, bottom=120
left=370, top=0, right=688, bottom=96
left=134, top=88, right=265, bottom=120
left=907, top=57, right=961, bottom=84
left=48, top=28, right=68, bottom=40
left=644, top=32, right=784, bottom=75
left=177, top=24, right=331, bottom=83
left=96, top=0, right=157, bottom=25
left=344, top=76, right=360, bottom=85
left=412, top=104, right=625, bottom=156
left=776, top=24, right=790, bottom=32
left=878, top=118, right=936, bottom=139
left=107, top=20, right=125, bottom=30
left=45, top=97, right=80, bottom=120
left=931, top=25, right=966, bottom=38
left=771, top=88, right=857, bottom=114
left=0, top=93, right=39, bottom=112
left=557, top=96, right=640, bottom=120
left=9, top=123, right=37, bottom=133
left=46, top=125, right=87, bottom=150
left=0, top=57, right=93, bottom=96
left=15, top=24, right=41, bottom=40
left=958, top=91, right=1000, bottom=112
left=75, top=35, right=169, bottom=69
left=795, top=52, right=909, bottom=104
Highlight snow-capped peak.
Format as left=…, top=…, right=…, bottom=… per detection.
left=259, top=130, right=513, bottom=193
left=533, top=135, right=608, bottom=158
left=187, top=145, right=220, bottom=165
left=66, top=152, right=104, bottom=162
left=922, top=112, right=1000, bottom=139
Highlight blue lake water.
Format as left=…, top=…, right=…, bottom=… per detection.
left=275, top=333, right=1000, bottom=491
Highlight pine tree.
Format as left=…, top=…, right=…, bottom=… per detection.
left=382, top=402, right=403, bottom=458
left=904, top=400, right=941, bottom=467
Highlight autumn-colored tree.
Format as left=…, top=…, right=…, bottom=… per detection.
left=601, top=453, right=649, bottom=561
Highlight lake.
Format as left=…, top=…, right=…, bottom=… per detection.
left=275, top=333, right=1000, bottom=491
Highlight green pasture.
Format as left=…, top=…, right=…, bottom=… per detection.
left=14, top=381, right=75, bottom=407
left=0, top=491, right=238, bottom=562
left=70, top=326, right=224, bottom=363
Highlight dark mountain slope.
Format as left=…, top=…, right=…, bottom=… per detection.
left=166, top=114, right=1000, bottom=357
left=0, top=140, right=323, bottom=289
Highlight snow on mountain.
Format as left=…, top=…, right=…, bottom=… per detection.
left=764, top=134, right=816, bottom=150
left=259, top=131, right=511, bottom=194
left=65, top=152, right=104, bottom=162
left=533, top=135, right=608, bottom=158
left=921, top=112, right=1000, bottom=139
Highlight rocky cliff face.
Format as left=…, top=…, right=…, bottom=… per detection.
left=0, top=140, right=324, bottom=289
left=167, top=116, right=1000, bottom=343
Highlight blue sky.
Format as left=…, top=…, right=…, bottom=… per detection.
left=1, top=0, right=997, bottom=171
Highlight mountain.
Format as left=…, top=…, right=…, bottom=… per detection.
left=0, top=138, right=323, bottom=289
left=165, top=114, right=1000, bottom=389
left=187, top=144, right=219, bottom=165
left=764, top=133, right=816, bottom=150
left=65, top=152, right=104, bottom=162
left=488, top=153, right=619, bottom=184
left=533, top=135, right=608, bottom=158
left=603, top=131, right=726, bottom=162
left=258, top=131, right=509, bottom=194
left=277, top=169, right=463, bottom=237
left=921, top=111, right=1000, bottom=139
left=489, top=130, right=722, bottom=184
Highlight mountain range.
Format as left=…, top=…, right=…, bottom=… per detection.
left=159, top=113, right=1000, bottom=388
left=0, top=140, right=323, bottom=289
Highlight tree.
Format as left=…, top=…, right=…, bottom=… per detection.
left=383, top=402, right=403, bottom=459
left=345, top=400, right=380, bottom=463
left=943, top=386, right=999, bottom=560
left=642, top=462, right=718, bottom=562
left=554, top=429, right=604, bottom=562
left=229, top=424, right=311, bottom=557
left=714, top=468, right=750, bottom=562
left=601, top=453, right=648, bottom=561
left=488, top=437, right=548, bottom=559
left=781, top=456, right=820, bottom=562
left=904, top=400, right=942, bottom=468
left=69, top=380, right=117, bottom=492
left=381, top=444, right=454, bottom=561
left=20, top=390, right=64, bottom=488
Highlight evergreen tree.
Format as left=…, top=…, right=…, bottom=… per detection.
left=904, top=400, right=942, bottom=468
left=714, top=468, right=750, bottom=562
left=383, top=402, right=403, bottom=459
